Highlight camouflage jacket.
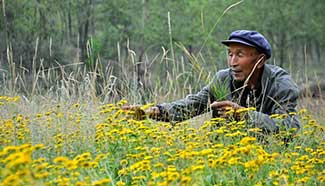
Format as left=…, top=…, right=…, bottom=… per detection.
left=157, top=64, right=300, bottom=133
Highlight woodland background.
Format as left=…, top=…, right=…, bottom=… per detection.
left=0, top=0, right=324, bottom=104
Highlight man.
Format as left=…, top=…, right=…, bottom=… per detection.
left=124, top=30, right=300, bottom=134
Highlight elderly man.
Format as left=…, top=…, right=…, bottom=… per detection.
left=124, top=30, right=300, bottom=134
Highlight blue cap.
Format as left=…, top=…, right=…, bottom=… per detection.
left=221, top=30, right=272, bottom=59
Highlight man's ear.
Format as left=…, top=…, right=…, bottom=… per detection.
left=257, top=54, right=266, bottom=68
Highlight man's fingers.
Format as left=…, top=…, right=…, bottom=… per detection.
left=210, top=101, right=243, bottom=110
left=145, top=106, right=159, bottom=114
left=121, top=105, right=161, bottom=120
left=121, top=105, right=141, bottom=111
left=211, top=100, right=234, bottom=109
left=146, top=106, right=160, bottom=119
left=120, top=105, right=145, bottom=120
left=210, top=101, right=246, bottom=120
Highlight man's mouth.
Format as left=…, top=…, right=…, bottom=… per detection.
left=231, top=69, right=242, bottom=73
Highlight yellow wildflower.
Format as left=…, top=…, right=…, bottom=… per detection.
left=92, top=179, right=111, bottom=186
left=76, top=181, right=88, bottom=186
left=54, top=156, right=69, bottom=164
left=270, top=114, right=279, bottom=119
left=3, top=174, right=20, bottom=185
left=228, top=157, right=241, bottom=165
left=191, top=165, right=204, bottom=172
left=244, top=160, right=259, bottom=170
left=116, top=180, right=126, bottom=186
left=239, top=137, right=256, bottom=145
left=154, top=162, right=165, bottom=168
left=317, top=175, right=325, bottom=182
left=181, top=176, right=191, bottom=185
left=289, top=112, right=296, bottom=115
left=118, top=168, right=128, bottom=176
left=80, top=152, right=92, bottom=159
left=35, top=172, right=50, bottom=179
left=298, top=109, right=307, bottom=115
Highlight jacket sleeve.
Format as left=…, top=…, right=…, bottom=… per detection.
left=246, top=78, right=300, bottom=134
left=155, top=70, right=230, bottom=122
left=156, top=86, right=210, bottom=122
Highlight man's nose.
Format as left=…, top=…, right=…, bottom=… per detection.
left=228, top=56, right=237, bottom=66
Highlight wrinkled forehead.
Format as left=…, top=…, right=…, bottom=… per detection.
left=227, top=43, right=259, bottom=53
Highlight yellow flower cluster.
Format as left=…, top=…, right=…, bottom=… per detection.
left=0, top=96, right=20, bottom=106
left=0, top=97, right=324, bottom=185
left=0, top=115, right=30, bottom=145
left=0, top=144, right=46, bottom=186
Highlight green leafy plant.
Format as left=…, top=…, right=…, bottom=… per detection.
left=210, top=77, right=230, bottom=101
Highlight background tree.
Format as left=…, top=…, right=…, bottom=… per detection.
left=0, top=0, right=324, bottom=100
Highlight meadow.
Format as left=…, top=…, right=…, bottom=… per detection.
left=1, top=0, right=324, bottom=185
left=1, top=32, right=325, bottom=186
left=0, top=93, right=324, bottom=186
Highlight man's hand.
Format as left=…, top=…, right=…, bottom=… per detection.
left=210, top=100, right=243, bottom=119
left=121, top=105, right=160, bottom=120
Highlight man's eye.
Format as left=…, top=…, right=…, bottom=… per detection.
left=237, top=52, right=244, bottom=57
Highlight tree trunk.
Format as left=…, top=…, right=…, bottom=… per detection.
left=2, top=0, right=9, bottom=48
left=1, top=0, right=8, bottom=67
left=137, top=0, right=147, bottom=103
left=315, top=40, right=321, bottom=64
left=77, top=0, right=90, bottom=63
left=68, top=1, right=72, bottom=43
left=36, top=0, right=48, bottom=39
left=279, top=32, right=286, bottom=67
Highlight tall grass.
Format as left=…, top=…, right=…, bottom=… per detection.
left=0, top=38, right=216, bottom=105
left=1, top=1, right=324, bottom=185
left=1, top=35, right=324, bottom=118
left=1, top=29, right=324, bottom=186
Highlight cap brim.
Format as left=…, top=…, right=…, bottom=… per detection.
left=221, top=39, right=256, bottom=48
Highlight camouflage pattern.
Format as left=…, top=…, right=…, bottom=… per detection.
left=157, top=64, right=300, bottom=133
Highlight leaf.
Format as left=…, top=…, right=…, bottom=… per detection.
left=210, top=77, right=230, bottom=101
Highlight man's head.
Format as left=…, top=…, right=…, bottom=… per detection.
left=222, top=30, right=271, bottom=59
left=221, top=30, right=271, bottom=84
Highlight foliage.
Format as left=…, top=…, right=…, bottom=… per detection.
left=0, top=2, right=324, bottom=185
left=0, top=0, right=324, bottom=101
left=0, top=96, right=324, bottom=185
left=1, top=0, right=324, bottom=66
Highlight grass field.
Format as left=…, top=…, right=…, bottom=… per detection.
left=0, top=95, right=324, bottom=186
left=0, top=44, right=324, bottom=185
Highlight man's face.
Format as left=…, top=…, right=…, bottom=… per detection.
left=227, top=43, right=261, bottom=82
